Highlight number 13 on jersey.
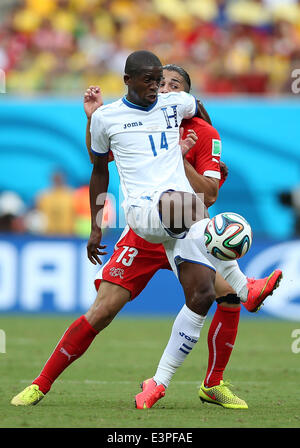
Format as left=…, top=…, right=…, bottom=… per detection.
left=148, top=132, right=168, bottom=157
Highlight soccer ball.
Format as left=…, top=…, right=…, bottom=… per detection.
left=205, top=212, right=253, bottom=261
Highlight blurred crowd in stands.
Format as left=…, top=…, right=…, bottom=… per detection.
left=1, top=0, right=300, bottom=237
left=0, top=172, right=86, bottom=236
left=1, top=171, right=300, bottom=237
left=0, top=171, right=114, bottom=237
left=0, top=0, right=300, bottom=96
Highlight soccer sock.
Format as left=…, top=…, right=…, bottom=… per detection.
left=189, top=219, right=248, bottom=301
left=204, top=303, right=240, bottom=387
left=32, top=315, right=98, bottom=394
left=153, top=304, right=206, bottom=388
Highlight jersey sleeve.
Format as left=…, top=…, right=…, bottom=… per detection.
left=178, top=91, right=197, bottom=120
left=90, top=109, right=110, bottom=156
left=184, top=121, right=222, bottom=180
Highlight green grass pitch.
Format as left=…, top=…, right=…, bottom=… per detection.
left=1, top=315, right=300, bottom=428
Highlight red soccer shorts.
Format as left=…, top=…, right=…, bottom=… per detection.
left=94, top=227, right=171, bottom=300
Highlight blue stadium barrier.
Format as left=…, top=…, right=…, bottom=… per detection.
left=0, top=97, right=299, bottom=239
left=0, top=232, right=298, bottom=320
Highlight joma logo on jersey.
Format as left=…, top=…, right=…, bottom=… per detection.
left=161, top=105, right=178, bottom=129
left=123, top=121, right=143, bottom=129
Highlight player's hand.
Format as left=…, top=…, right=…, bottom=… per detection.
left=84, top=86, right=103, bottom=119
left=179, top=127, right=198, bottom=157
left=87, top=229, right=107, bottom=265
left=220, top=161, right=229, bottom=180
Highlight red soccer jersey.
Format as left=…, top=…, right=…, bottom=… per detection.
left=182, top=117, right=225, bottom=187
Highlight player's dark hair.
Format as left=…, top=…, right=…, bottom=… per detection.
left=125, top=51, right=162, bottom=77
left=163, top=64, right=191, bottom=92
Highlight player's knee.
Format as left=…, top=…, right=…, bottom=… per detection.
left=97, top=299, right=115, bottom=320
left=187, top=284, right=215, bottom=316
left=159, top=191, right=186, bottom=233
left=86, top=288, right=129, bottom=331
left=86, top=300, right=117, bottom=331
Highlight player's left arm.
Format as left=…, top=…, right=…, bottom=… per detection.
left=182, top=122, right=223, bottom=207
left=184, top=159, right=219, bottom=208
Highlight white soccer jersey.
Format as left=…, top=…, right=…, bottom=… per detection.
left=91, top=91, right=197, bottom=203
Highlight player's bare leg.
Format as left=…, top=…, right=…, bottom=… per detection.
left=179, top=261, right=216, bottom=315
left=159, top=190, right=208, bottom=237
left=215, top=272, right=236, bottom=303
left=85, top=281, right=130, bottom=332
left=11, top=281, right=130, bottom=406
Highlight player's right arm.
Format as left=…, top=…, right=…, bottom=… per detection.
left=84, top=86, right=114, bottom=164
left=84, top=86, right=104, bottom=163
left=87, top=108, right=110, bottom=265
left=87, top=153, right=109, bottom=264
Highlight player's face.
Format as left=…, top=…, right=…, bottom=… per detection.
left=159, top=70, right=186, bottom=94
left=125, top=66, right=163, bottom=107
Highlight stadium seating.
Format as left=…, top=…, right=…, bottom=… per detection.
left=0, top=0, right=299, bottom=96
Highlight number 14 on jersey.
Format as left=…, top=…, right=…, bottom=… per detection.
left=148, top=132, right=168, bottom=157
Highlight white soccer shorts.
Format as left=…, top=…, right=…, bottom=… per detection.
left=124, top=191, right=215, bottom=277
